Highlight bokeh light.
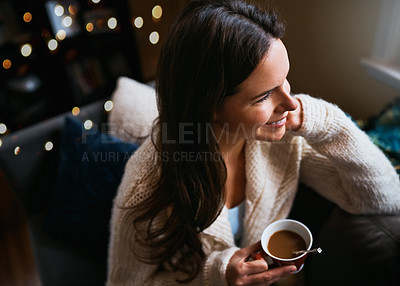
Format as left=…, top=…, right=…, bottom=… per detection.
left=107, top=17, right=117, bottom=29
left=23, top=12, right=32, bottom=23
left=21, top=44, right=32, bottom=57
left=104, top=100, right=113, bottom=112
left=48, top=39, right=58, bottom=51
left=62, top=16, right=72, bottom=27
left=149, top=31, right=159, bottom=44
left=14, top=146, right=21, bottom=155
left=84, top=120, right=93, bottom=130
left=0, top=123, right=7, bottom=134
left=54, top=4, right=64, bottom=17
left=152, top=5, right=163, bottom=20
left=72, top=107, right=80, bottom=116
left=133, top=17, right=143, bottom=28
left=45, top=141, right=54, bottom=151
left=86, top=23, right=94, bottom=32
left=56, top=30, right=66, bottom=41
left=3, top=59, right=11, bottom=70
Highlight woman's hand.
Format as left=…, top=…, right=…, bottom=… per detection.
left=286, top=98, right=303, bottom=131
left=226, top=241, right=297, bottom=286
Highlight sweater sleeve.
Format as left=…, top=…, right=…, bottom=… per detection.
left=107, top=201, right=239, bottom=285
left=293, top=94, right=400, bottom=215
left=107, top=198, right=239, bottom=285
left=106, top=140, right=239, bottom=285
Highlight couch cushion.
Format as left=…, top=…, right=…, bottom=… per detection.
left=108, top=77, right=158, bottom=144
left=43, top=116, right=139, bottom=257
left=0, top=99, right=107, bottom=216
left=305, top=207, right=400, bottom=286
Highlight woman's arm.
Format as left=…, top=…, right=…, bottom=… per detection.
left=105, top=145, right=239, bottom=285
left=293, top=94, right=400, bottom=215
left=107, top=201, right=242, bottom=285
left=107, top=205, right=295, bottom=286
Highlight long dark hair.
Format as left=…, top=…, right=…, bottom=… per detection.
left=132, top=0, right=285, bottom=282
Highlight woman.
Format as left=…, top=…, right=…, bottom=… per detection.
left=107, top=0, right=400, bottom=285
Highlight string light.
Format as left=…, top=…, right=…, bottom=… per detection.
left=3, top=59, right=11, bottom=70
left=152, top=5, right=163, bottom=20
left=62, top=16, right=72, bottom=27
left=86, top=23, right=94, bottom=32
left=54, top=4, right=64, bottom=17
left=14, top=146, right=21, bottom=155
left=56, top=30, right=66, bottom=41
left=92, top=0, right=101, bottom=3
left=104, top=100, right=113, bottom=112
left=0, top=139, right=2, bottom=148
left=0, top=123, right=7, bottom=134
left=45, top=141, right=54, bottom=151
left=133, top=17, right=143, bottom=28
left=84, top=120, right=93, bottom=130
left=72, top=107, right=80, bottom=116
left=48, top=39, right=58, bottom=51
left=20, top=44, right=32, bottom=57
left=23, top=12, right=32, bottom=23
left=107, top=17, right=117, bottom=29
left=149, top=31, right=159, bottom=45
left=68, top=4, right=78, bottom=15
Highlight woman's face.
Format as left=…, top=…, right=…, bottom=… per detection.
left=214, top=39, right=298, bottom=143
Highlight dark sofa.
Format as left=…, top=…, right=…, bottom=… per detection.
left=1, top=77, right=400, bottom=286
left=0, top=99, right=108, bottom=286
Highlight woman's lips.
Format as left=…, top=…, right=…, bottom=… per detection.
left=265, top=117, right=287, bottom=128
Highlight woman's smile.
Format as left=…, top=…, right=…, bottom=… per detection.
left=265, top=116, right=287, bottom=128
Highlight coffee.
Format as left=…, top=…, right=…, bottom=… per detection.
left=267, top=230, right=306, bottom=259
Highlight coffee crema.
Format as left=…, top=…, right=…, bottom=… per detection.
left=267, top=230, right=306, bottom=259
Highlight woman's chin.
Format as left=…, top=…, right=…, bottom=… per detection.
left=256, top=126, right=287, bottom=142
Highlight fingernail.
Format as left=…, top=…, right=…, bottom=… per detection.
left=290, top=266, right=297, bottom=272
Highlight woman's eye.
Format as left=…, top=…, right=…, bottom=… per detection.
left=256, top=91, right=273, bottom=103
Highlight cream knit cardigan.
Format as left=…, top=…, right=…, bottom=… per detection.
left=107, top=94, right=400, bottom=285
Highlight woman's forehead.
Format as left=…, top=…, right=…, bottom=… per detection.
left=237, top=39, right=289, bottom=97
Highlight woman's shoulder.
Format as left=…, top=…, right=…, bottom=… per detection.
left=115, top=137, right=161, bottom=208
left=246, top=134, right=304, bottom=154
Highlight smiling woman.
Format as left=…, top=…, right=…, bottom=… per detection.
left=106, top=1, right=400, bottom=285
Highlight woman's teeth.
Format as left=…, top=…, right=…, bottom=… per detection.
left=267, top=118, right=285, bottom=125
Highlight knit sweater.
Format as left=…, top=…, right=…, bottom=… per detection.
left=106, top=94, right=400, bottom=285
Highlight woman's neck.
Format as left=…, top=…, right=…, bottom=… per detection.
left=218, top=138, right=245, bottom=164
left=219, top=137, right=246, bottom=209
left=212, top=125, right=247, bottom=209
left=212, top=123, right=246, bottom=162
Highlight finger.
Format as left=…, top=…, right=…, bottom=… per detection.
left=250, top=252, right=264, bottom=261
left=286, top=99, right=303, bottom=131
left=243, top=258, right=269, bottom=274
left=237, top=241, right=264, bottom=261
left=243, top=265, right=297, bottom=285
left=243, top=241, right=263, bottom=254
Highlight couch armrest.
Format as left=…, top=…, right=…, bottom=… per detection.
left=0, top=99, right=107, bottom=217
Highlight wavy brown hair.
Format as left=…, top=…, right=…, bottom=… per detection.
left=132, top=0, right=285, bottom=283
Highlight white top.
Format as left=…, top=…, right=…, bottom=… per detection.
left=228, top=201, right=246, bottom=246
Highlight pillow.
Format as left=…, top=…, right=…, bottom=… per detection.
left=43, top=117, right=139, bottom=257
left=366, top=98, right=400, bottom=174
left=108, top=77, right=159, bottom=144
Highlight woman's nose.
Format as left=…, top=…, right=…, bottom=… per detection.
left=276, top=79, right=298, bottom=112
